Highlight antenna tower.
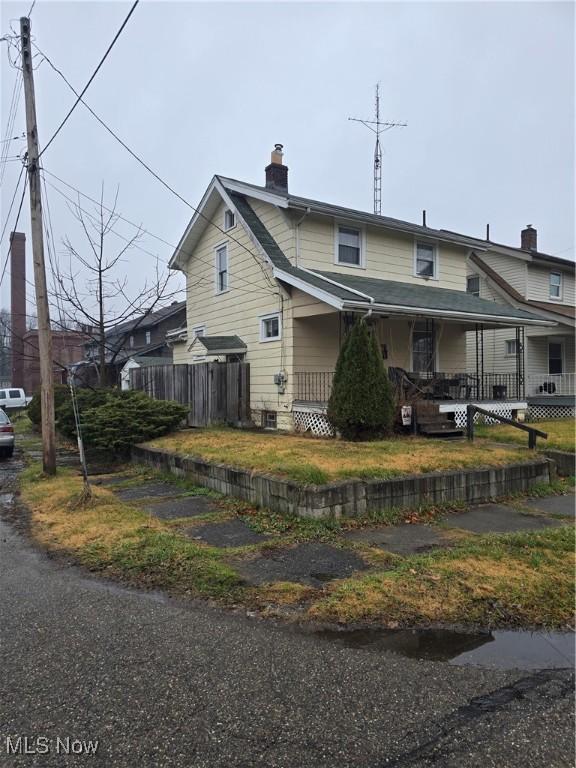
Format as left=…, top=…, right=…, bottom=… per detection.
left=349, top=84, right=407, bottom=215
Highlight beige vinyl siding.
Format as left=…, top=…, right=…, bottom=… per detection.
left=527, top=264, right=576, bottom=305
left=171, top=340, right=189, bottom=365
left=293, top=312, right=340, bottom=372
left=182, top=199, right=293, bottom=423
left=481, top=252, right=527, bottom=295
left=297, top=215, right=468, bottom=291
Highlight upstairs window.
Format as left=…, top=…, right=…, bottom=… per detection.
left=466, top=274, right=480, bottom=296
left=415, top=242, right=437, bottom=278
left=549, top=271, right=562, bottom=299
left=337, top=226, right=362, bottom=266
left=224, top=209, right=236, bottom=231
left=192, top=325, right=205, bottom=338
left=145, top=330, right=151, bottom=345
left=215, top=245, right=229, bottom=293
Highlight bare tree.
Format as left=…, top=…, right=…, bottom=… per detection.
left=52, top=185, right=176, bottom=386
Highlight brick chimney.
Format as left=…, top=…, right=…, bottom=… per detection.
left=521, top=224, right=537, bottom=252
left=265, top=144, right=288, bottom=193
left=10, top=232, right=26, bottom=388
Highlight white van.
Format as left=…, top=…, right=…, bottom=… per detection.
left=0, top=388, right=31, bottom=409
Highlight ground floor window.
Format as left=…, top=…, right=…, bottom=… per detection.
left=548, top=341, right=563, bottom=374
left=263, top=411, right=277, bottom=429
left=412, top=320, right=436, bottom=373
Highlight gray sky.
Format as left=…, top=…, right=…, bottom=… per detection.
left=1, top=1, right=574, bottom=318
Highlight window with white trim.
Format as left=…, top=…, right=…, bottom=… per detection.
left=337, top=226, right=362, bottom=266
left=260, top=312, right=281, bottom=342
left=549, top=271, right=562, bottom=299
left=215, top=245, right=228, bottom=293
left=192, top=325, right=205, bottom=338
left=415, top=242, right=437, bottom=278
left=505, top=339, right=518, bottom=356
left=145, top=330, right=151, bottom=345
left=466, top=274, right=480, bottom=296
left=224, top=209, right=236, bottom=231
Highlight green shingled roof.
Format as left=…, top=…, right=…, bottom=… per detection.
left=314, top=271, right=544, bottom=321
left=228, top=193, right=291, bottom=269
left=198, top=336, right=246, bottom=351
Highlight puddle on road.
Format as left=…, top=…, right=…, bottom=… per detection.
left=313, top=627, right=575, bottom=670
left=0, top=493, right=15, bottom=506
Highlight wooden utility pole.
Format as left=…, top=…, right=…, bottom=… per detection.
left=20, top=16, right=56, bottom=475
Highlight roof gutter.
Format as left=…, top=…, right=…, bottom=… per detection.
left=341, top=300, right=556, bottom=326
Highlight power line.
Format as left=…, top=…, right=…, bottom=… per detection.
left=0, top=162, right=26, bottom=247
left=38, top=0, right=140, bottom=158
left=34, top=44, right=278, bottom=292
left=0, top=174, right=28, bottom=291
left=41, top=170, right=275, bottom=298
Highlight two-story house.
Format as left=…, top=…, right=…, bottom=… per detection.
left=466, top=236, right=575, bottom=419
left=169, top=146, right=552, bottom=433
left=74, top=300, right=186, bottom=387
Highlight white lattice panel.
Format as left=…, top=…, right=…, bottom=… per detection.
left=449, top=404, right=516, bottom=428
left=293, top=409, right=334, bottom=437
left=527, top=405, right=576, bottom=421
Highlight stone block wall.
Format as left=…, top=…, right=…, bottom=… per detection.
left=132, top=445, right=553, bottom=520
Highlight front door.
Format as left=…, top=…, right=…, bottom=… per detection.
left=548, top=341, right=563, bottom=374
left=412, top=321, right=436, bottom=374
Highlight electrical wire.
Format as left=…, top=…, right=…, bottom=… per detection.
left=0, top=174, right=28, bottom=291
left=0, top=163, right=25, bottom=247
left=34, top=44, right=278, bottom=292
left=38, top=0, right=140, bottom=158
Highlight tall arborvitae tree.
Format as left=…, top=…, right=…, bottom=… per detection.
left=327, top=318, right=396, bottom=440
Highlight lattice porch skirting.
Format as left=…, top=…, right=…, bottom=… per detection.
left=293, top=407, right=334, bottom=437
left=437, top=401, right=528, bottom=428
left=527, top=404, right=576, bottom=421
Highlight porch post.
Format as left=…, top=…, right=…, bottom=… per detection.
left=515, top=326, right=525, bottom=399
left=480, top=325, right=485, bottom=400
left=475, top=324, right=479, bottom=399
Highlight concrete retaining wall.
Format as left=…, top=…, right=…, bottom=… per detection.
left=132, top=445, right=553, bottom=519
left=541, top=450, right=575, bottom=478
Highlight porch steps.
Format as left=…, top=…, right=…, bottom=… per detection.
left=414, top=404, right=465, bottom=439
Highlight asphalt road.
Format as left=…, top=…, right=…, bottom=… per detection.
left=0, top=459, right=574, bottom=767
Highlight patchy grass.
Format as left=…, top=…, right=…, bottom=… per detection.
left=21, top=465, right=242, bottom=600
left=19, top=462, right=575, bottom=630
left=476, top=418, right=575, bottom=453
left=308, top=527, right=575, bottom=629
left=148, top=427, right=531, bottom=484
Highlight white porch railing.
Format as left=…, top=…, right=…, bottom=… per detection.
left=526, top=373, right=575, bottom=397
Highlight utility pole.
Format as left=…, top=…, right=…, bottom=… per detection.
left=20, top=16, right=56, bottom=475
left=349, top=84, right=407, bottom=215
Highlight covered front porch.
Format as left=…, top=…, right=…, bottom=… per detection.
left=291, top=311, right=528, bottom=434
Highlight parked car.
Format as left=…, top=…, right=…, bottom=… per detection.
left=0, top=409, right=14, bottom=458
left=0, top=388, right=31, bottom=410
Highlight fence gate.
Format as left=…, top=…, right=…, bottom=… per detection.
left=130, top=362, right=250, bottom=427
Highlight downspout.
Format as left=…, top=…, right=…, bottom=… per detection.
left=294, top=207, right=310, bottom=267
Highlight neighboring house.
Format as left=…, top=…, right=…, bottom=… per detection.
left=169, top=145, right=553, bottom=432
left=466, top=236, right=575, bottom=418
left=120, top=355, right=171, bottom=390
left=77, top=301, right=186, bottom=386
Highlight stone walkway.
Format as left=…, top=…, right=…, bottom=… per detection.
left=100, top=470, right=573, bottom=588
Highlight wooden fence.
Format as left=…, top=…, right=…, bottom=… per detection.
left=129, top=362, right=250, bottom=427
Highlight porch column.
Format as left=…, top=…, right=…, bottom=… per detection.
left=515, top=326, right=525, bottom=399
left=475, top=324, right=485, bottom=400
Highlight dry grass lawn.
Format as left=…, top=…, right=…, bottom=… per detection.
left=148, top=428, right=530, bottom=484
left=476, top=418, right=575, bottom=453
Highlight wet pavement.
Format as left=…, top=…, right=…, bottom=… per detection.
left=2, top=451, right=575, bottom=765
left=312, top=627, right=575, bottom=670
left=114, top=481, right=189, bottom=501
left=140, top=495, right=221, bottom=520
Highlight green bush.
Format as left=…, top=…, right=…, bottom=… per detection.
left=28, top=385, right=69, bottom=427
left=75, top=390, right=187, bottom=455
left=327, top=318, right=396, bottom=441
left=55, top=387, right=110, bottom=440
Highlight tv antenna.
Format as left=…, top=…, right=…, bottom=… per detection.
left=349, top=84, right=407, bottom=215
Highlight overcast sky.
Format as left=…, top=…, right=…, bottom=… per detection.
left=1, top=1, right=574, bottom=318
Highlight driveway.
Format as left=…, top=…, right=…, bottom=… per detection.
left=0, top=456, right=574, bottom=767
